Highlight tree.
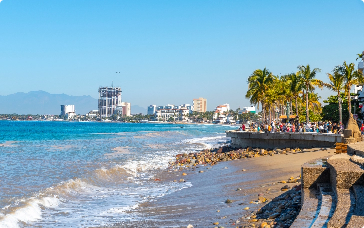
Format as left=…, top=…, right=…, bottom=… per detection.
left=325, top=69, right=345, bottom=125
left=287, top=72, right=303, bottom=117
left=245, top=68, right=274, bottom=122
left=337, top=61, right=364, bottom=114
left=322, top=93, right=349, bottom=124
left=297, top=64, right=323, bottom=123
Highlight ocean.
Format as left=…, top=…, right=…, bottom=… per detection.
left=0, top=121, right=235, bottom=227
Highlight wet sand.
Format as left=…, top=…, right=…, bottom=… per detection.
left=113, top=148, right=334, bottom=227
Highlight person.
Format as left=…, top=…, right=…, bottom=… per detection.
left=271, top=121, right=275, bottom=133
left=282, top=123, right=287, bottom=132
left=242, top=124, right=246, bottom=131
left=361, top=124, right=364, bottom=135
left=328, top=122, right=332, bottom=133
left=305, top=122, right=311, bottom=132
left=324, top=122, right=328, bottom=133
left=291, top=124, right=295, bottom=133
left=319, top=124, right=324, bottom=133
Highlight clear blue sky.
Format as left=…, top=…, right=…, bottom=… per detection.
left=0, top=0, right=363, bottom=111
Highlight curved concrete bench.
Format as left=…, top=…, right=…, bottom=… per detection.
left=311, top=183, right=335, bottom=227
left=291, top=188, right=320, bottom=228
left=347, top=185, right=364, bottom=227
left=327, top=188, right=354, bottom=228
left=293, top=155, right=364, bottom=227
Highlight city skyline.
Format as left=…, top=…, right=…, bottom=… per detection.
left=0, top=1, right=363, bottom=111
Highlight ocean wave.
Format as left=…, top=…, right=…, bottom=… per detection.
left=0, top=196, right=59, bottom=228
left=182, top=134, right=228, bottom=149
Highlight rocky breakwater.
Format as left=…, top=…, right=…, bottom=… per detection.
left=170, top=146, right=308, bottom=167
left=245, top=186, right=302, bottom=228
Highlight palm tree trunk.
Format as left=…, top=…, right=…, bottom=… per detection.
left=295, top=96, right=299, bottom=117
left=338, top=92, right=342, bottom=125
left=348, top=88, right=352, bottom=115
left=262, top=102, right=265, bottom=122
left=306, top=88, right=309, bottom=123
left=290, top=98, right=292, bottom=115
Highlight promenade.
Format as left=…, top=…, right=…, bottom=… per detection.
left=226, top=130, right=343, bottom=149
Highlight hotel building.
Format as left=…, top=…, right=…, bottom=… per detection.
left=193, top=97, right=207, bottom=113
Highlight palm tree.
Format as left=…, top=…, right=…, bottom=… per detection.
left=287, top=73, right=303, bottom=117
left=297, top=64, right=323, bottom=123
left=325, top=70, right=345, bottom=125
left=245, top=68, right=274, bottom=122
left=338, top=61, right=364, bottom=114
left=356, top=51, right=364, bottom=61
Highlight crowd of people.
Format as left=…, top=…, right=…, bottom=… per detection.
left=239, top=120, right=349, bottom=134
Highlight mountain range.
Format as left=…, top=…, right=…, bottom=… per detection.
left=0, top=91, right=146, bottom=115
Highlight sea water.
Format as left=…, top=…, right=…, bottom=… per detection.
left=0, top=121, right=234, bottom=227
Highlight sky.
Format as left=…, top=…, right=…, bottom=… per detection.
left=0, top=0, right=363, bottom=111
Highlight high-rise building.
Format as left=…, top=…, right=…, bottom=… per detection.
left=60, top=105, right=76, bottom=119
left=193, top=97, right=207, bottom=112
left=147, top=105, right=157, bottom=115
left=98, top=86, right=122, bottom=118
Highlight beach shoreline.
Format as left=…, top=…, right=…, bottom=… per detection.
left=116, top=147, right=335, bottom=227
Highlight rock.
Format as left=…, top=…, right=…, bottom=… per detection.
left=242, top=169, right=247, bottom=171
left=187, top=225, right=193, bottom=228
left=182, top=173, right=187, bottom=176
left=269, top=213, right=280, bottom=219
left=199, top=170, right=204, bottom=173
left=179, top=179, right=185, bottom=182
left=225, top=199, right=233, bottom=203
left=236, top=188, right=242, bottom=191
left=213, top=222, right=219, bottom=225
left=244, top=207, right=250, bottom=210
left=217, top=210, right=220, bottom=212
left=260, top=222, right=268, bottom=228
left=250, top=219, right=258, bottom=222
left=258, top=196, right=267, bottom=203
left=281, top=185, right=289, bottom=191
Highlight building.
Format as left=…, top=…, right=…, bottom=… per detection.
left=238, top=106, right=256, bottom=115
left=213, top=104, right=230, bottom=121
left=60, top=105, right=76, bottom=119
left=193, top=97, right=207, bottom=112
left=120, top=102, right=131, bottom=117
left=86, top=110, right=99, bottom=118
left=147, top=105, right=157, bottom=115
left=98, top=86, right=122, bottom=118
left=181, top=104, right=193, bottom=113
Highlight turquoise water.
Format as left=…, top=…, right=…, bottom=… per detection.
left=0, top=121, right=234, bottom=227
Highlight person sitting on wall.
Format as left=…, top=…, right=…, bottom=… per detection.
left=242, top=124, right=246, bottom=131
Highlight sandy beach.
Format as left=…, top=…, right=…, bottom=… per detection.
left=116, top=148, right=335, bottom=227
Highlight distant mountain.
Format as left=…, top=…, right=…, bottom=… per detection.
left=0, top=91, right=97, bottom=115
left=131, top=105, right=147, bottom=115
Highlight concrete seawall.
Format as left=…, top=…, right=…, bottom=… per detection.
left=226, top=130, right=343, bottom=149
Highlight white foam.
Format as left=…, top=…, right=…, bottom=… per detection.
left=0, top=196, right=59, bottom=228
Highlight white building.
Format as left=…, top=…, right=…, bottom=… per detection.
left=60, top=105, right=76, bottom=119
left=98, top=86, right=122, bottom=118
left=238, top=106, right=256, bottom=115
left=213, top=104, right=230, bottom=120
